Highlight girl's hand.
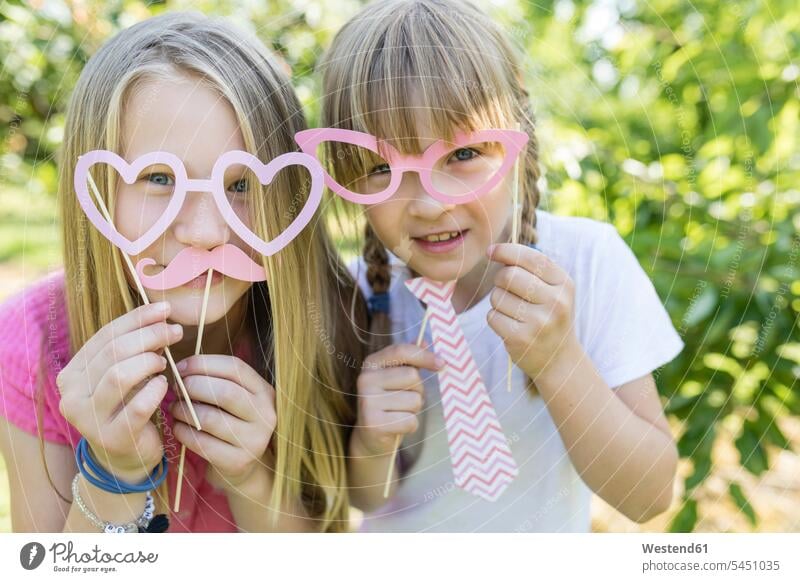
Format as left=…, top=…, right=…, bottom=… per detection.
left=170, top=355, right=276, bottom=490
left=56, top=302, right=182, bottom=482
left=487, top=243, right=580, bottom=379
left=352, top=343, right=442, bottom=457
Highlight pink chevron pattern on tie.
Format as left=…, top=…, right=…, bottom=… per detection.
left=405, top=277, right=518, bottom=501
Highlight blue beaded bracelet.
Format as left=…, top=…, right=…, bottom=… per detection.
left=76, top=437, right=168, bottom=494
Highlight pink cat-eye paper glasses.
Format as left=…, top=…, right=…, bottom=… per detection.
left=295, top=127, right=529, bottom=205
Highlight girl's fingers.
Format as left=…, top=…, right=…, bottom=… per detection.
left=364, top=343, right=442, bottom=372
left=488, top=243, right=565, bottom=286
left=487, top=307, right=524, bottom=340
left=172, top=401, right=249, bottom=448
left=181, top=374, right=252, bottom=421
left=176, top=355, right=270, bottom=397
left=493, top=265, right=549, bottom=304
left=373, top=389, right=423, bottom=414
left=87, top=321, right=182, bottom=384
left=92, top=351, right=168, bottom=418
left=361, top=366, right=424, bottom=395
left=110, top=374, right=169, bottom=434
left=489, top=287, right=533, bottom=323
left=380, top=411, right=419, bottom=435
left=173, top=420, right=252, bottom=477
left=75, top=302, right=171, bottom=369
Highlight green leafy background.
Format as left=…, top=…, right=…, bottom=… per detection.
left=0, top=0, right=797, bottom=532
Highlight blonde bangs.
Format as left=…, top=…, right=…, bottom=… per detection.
left=320, top=0, right=522, bottom=162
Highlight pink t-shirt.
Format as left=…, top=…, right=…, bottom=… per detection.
left=0, top=270, right=248, bottom=532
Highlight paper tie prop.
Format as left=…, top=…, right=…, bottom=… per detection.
left=405, top=277, right=518, bottom=501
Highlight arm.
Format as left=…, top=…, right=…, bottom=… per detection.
left=345, top=344, right=438, bottom=513
left=214, top=453, right=315, bottom=533
left=535, top=354, right=677, bottom=523
left=170, top=354, right=320, bottom=532
left=0, top=419, right=152, bottom=532
left=347, top=428, right=400, bottom=512
left=487, top=243, right=677, bottom=523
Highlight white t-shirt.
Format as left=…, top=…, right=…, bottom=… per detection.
left=348, top=210, right=685, bottom=532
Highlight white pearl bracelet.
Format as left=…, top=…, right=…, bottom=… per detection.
left=71, top=473, right=155, bottom=533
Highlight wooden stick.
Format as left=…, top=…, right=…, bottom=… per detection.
left=508, top=127, right=522, bottom=393
left=174, top=267, right=214, bottom=512
left=383, top=308, right=431, bottom=498
left=194, top=268, right=214, bottom=356
left=511, top=153, right=521, bottom=244
left=86, top=174, right=202, bottom=431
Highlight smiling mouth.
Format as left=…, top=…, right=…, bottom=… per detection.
left=411, top=229, right=468, bottom=253
left=419, top=230, right=461, bottom=242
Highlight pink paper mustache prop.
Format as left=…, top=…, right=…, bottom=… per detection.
left=135, top=244, right=267, bottom=290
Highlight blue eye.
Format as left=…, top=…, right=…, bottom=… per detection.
left=228, top=178, right=248, bottom=193
left=146, top=173, right=175, bottom=186
left=452, top=148, right=478, bottom=162
left=368, top=163, right=391, bottom=176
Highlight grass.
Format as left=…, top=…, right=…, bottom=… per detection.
left=0, top=454, right=9, bottom=532
left=0, top=183, right=60, bottom=263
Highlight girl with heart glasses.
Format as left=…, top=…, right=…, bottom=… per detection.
left=316, top=0, right=683, bottom=532
left=0, top=13, right=366, bottom=533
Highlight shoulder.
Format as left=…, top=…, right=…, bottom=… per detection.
left=534, top=210, right=624, bottom=282
left=535, top=209, right=617, bottom=252
left=0, top=271, right=69, bottom=386
left=0, top=270, right=67, bottom=341
left=535, top=209, right=658, bottom=308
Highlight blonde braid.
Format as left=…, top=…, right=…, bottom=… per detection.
left=515, top=89, right=540, bottom=248
left=364, top=223, right=393, bottom=353
left=515, top=88, right=543, bottom=398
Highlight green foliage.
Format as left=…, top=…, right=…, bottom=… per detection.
left=669, top=498, right=697, bottom=532
left=517, top=0, right=798, bottom=531
left=0, top=0, right=797, bottom=531
left=729, top=482, right=758, bottom=527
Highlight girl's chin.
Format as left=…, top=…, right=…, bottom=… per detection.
left=151, top=281, right=250, bottom=315
left=163, top=293, right=244, bottom=327
left=408, top=255, right=483, bottom=282
left=166, top=306, right=226, bottom=327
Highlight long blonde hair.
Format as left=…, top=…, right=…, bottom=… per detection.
left=319, top=0, right=540, bottom=355
left=46, top=12, right=366, bottom=531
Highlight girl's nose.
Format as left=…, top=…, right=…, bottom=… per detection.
left=172, top=192, right=231, bottom=248
left=403, top=173, right=456, bottom=220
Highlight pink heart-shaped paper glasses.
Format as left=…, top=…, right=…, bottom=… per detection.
left=74, top=149, right=323, bottom=258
